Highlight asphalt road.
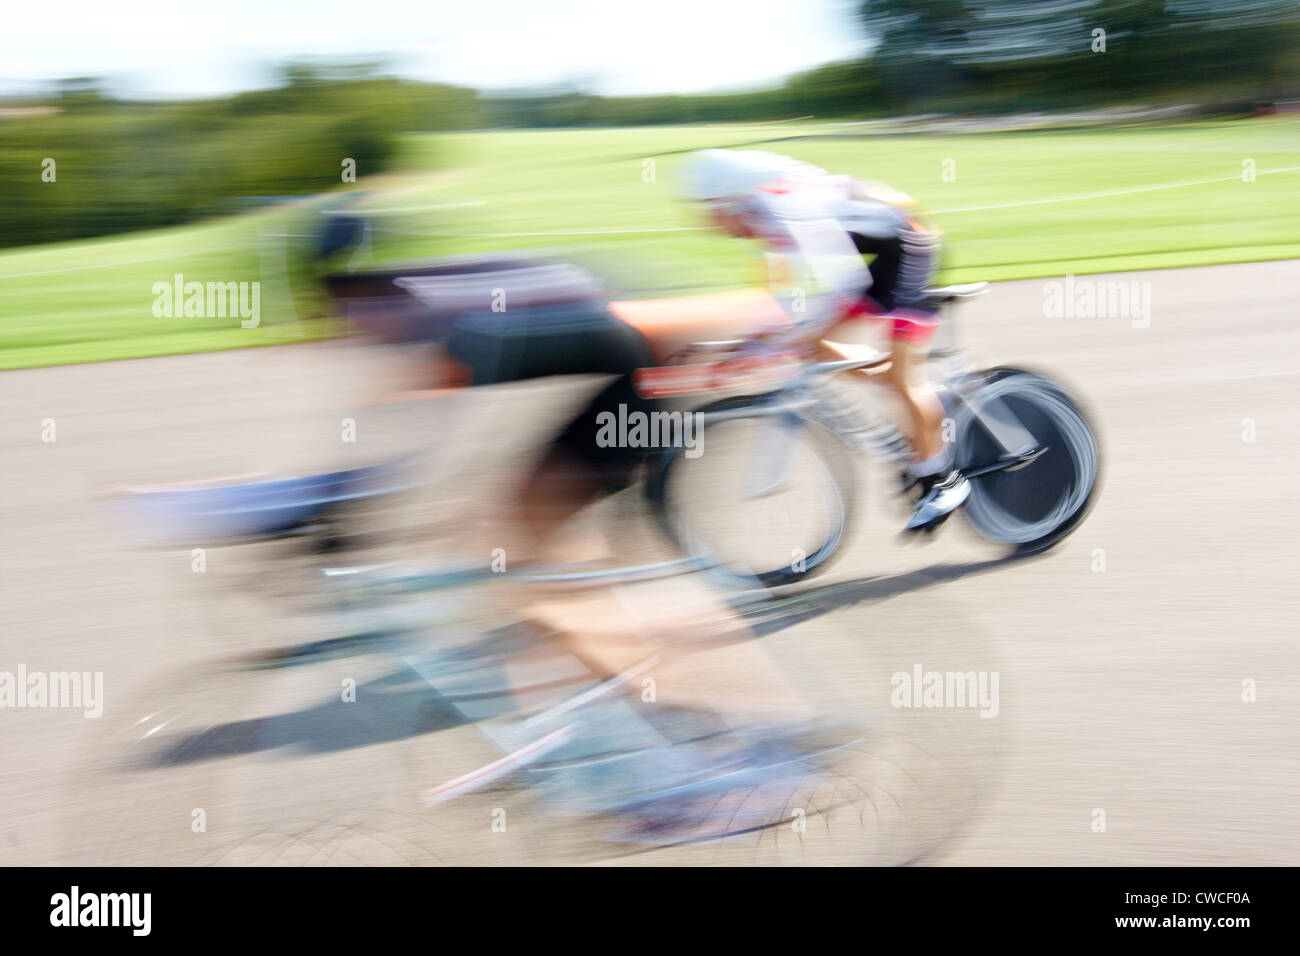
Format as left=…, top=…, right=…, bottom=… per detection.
left=1, top=259, right=1296, bottom=865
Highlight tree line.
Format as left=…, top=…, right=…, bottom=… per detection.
left=2, top=1, right=1295, bottom=248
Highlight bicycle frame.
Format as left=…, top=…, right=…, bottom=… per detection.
left=690, top=339, right=1044, bottom=497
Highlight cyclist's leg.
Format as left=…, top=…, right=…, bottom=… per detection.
left=449, top=306, right=811, bottom=724
left=514, top=405, right=809, bottom=722
left=881, top=327, right=944, bottom=460
left=885, top=226, right=945, bottom=464
left=814, top=318, right=942, bottom=461
left=824, top=229, right=944, bottom=459
left=521, top=574, right=811, bottom=723
left=886, top=228, right=969, bottom=526
left=447, top=302, right=657, bottom=565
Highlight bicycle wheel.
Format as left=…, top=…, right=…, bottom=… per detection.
left=954, top=367, right=1101, bottom=554
left=645, top=395, right=856, bottom=588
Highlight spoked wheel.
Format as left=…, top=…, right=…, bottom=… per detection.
left=953, top=367, right=1101, bottom=554
left=645, top=395, right=856, bottom=589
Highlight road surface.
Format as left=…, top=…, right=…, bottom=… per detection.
left=1, top=259, right=1296, bottom=865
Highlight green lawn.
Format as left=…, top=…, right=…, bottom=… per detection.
left=2, top=117, right=1297, bottom=369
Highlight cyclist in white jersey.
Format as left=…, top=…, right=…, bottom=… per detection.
left=681, top=148, right=969, bottom=532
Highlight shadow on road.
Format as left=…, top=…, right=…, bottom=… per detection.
left=133, top=668, right=471, bottom=769
left=746, top=552, right=1032, bottom=637
left=127, top=553, right=1031, bottom=770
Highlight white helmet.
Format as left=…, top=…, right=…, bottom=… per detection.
left=680, top=149, right=823, bottom=202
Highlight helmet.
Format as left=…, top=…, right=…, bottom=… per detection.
left=679, top=149, right=809, bottom=202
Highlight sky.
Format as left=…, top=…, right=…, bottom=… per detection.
left=2, top=0, right=870, bottom=98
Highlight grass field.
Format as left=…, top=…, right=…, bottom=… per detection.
left=1, top=117, right=1297, bottom=369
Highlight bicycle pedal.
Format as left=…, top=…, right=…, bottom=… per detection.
left=1002, top=446, right=1049, bottom=472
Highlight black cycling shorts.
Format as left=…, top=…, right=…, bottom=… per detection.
left=850, top=229, right=939, bottom=313
left=446, top=302, right=663, bottom=487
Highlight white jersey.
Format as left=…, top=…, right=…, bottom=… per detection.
left=726, top=151, right=917, bottom=335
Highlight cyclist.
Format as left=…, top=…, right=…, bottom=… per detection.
left=679, top=148, right=969, bottom=532
left=324, top=244, right=824, bottom=840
